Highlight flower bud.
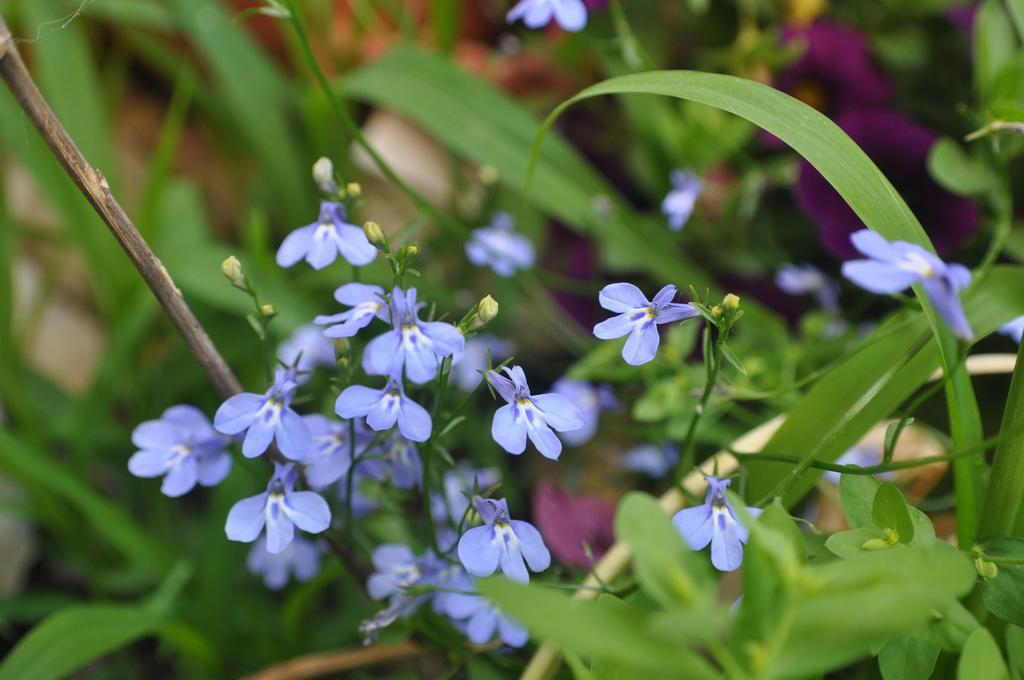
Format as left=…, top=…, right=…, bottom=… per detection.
left=975, top=558, right=999, bottom=580
left=259, top=303, right=277, bottom=318
left=474, top=295, right=499, bottom=329
left=404, top=244, right=419, bottom=260
left=221, top=255, right=246, bottom=290
left=710, top=305, right=722, bottom=319
left=333, top=337, right=350, bottom=356
left=312, top=157, right=338, bottom=194
left=363, top=220, right=386, bottom=248
left=723, top=293, right=741, bottom=312
left=345, top=182, right=362, bottom=198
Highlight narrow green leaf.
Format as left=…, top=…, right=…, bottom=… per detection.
left=959, top=628, right=1011, bottom=680
left=873, top=482, right=915, bottom=543
left=979, top=339, right=1024, bottom=539
left=1007, top=625, right=1024, bottom=679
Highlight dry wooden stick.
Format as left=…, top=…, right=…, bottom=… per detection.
left=240, top=640, right=428, bottom=680
left=0, top=13, right=241, bottom=399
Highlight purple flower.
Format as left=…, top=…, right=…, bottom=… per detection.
left=593, top=283, right=700, bottom=365
left=457, top=496, right=550, bottom=583
left=775, top=21, right=891, bottom=118
left=335, top=372, right=432, bottom=442
left=276, top=201, right=376, bottom=270
left=1000, top=316, right=1024, bottom=344
left=246, top=535, right=321, bottom=590
left=362, top=433, right=423, bottom=490
left=442, top=578, right=529, bottom=648
left=661, top=170, right=703, bottom=231
left=431, top=464, right=501, bottom=526
left=466, top=213, right=536, bottom=277
left=225, top=462, right=332, bottom=553
left=487, top=366, right=584, bottom=460
left=796, top=110, right=979, bottom=259
left=451, top=335, right=514, bottom=392
left=314, top=283, right=388, bottom=339
left=841, top=229, right=973, bottom=341
left=551, top=378, right=617, bottom=447
left=672, top=476, right=761, bottom=572
left=276, top=325, right=336, bottom=380
left=128, top=405, right=232, bottom=497
left=214, top=367, right=312, bottom=459
left=300, top=414, right=371, bottom=490
left=362, top=288, right=465, bottom=384
left=361, top=545, right=451, bottom=641
left=507, top=0, right=587, bottom=31
left=533, top=481, right=615, bottom=569
left=775, top=263, right=840, bottom=313
left=623, top=442, right=679, bottom=479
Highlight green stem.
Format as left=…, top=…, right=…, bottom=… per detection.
left=344, top=418, right=358, bottom=535
left=979, top=339, right=1024, bottom=540
left=674, top=326, right=722, bottom=484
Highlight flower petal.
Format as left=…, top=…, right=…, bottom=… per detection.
left=213, top=393, right=264, bottom=435
left=397, top=397, right=432, bottom=442
left=530, top=393, right=584, bottom=432
left=161, top=457, right=199, bottom=497
left=276, top=224, right=316, bottom=268
left=226, top=494, right=268, bottom=543
left=458, top=526, right=501, bottom=577
left=276, top=408, right=313, bottom=460
left=526, top=421, right=562, bottom=461
left=283, top=490, right=332, bottom=533
left=335, top=385, right=383, bottom=419
left=492, top=404, right=526, bottom=454
left=672, top=505, right=713, bottom=550
left=622, top=323, right=660, bottom=365
left=841, top=260, right=918, bottom=293
left=593, top=313, right=634, bottom=340
left=511, top=520, right=551, bottom=573
left=598, top=282, right=648, bottom=313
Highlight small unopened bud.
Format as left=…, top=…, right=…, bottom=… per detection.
left=345, top=182, right=362, bottom=198
left=312, top=157, right=338, bottom=194
left=723, top=293, right=741, bottom=312
left=975, top=558, right=999, bottom=580
left=861, top=537, right=890, bottom=551
left=710, top=305, right=722, bottom=318
left=363, top=220, right=386, bottom=248
left=474, top=295, right=499, bottom=328
left=221, top=255, right=246, bottom=290
left=333, top=337, right=350, bottom=356
left=478, top=165, right=499, bottom=185
left=404, top=244, right=419, bottom=260
left=259, top=303, right=277, bottom=317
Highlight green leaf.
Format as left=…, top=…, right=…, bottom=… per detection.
left=1007, top=625, right=1024, bottom=679
left=840, top=473, right=881, bottom=529
left=825, top=527, right=886, bottom=559
left=927, top=137, right=993, bottom=195
left=478, top=578, right=718, bottom=677
left=959, top=628, right=1011, bottom=680
left=979, top=340, right=1024, bottom=539
left=758, top=501, right=807, bottom=563
left=879, top=634, right=941, bottom=680
left=975, top=0, right=1019, bottom=104
left=873, top=482, right=915, bottom=543
left=980, top=537, right=1024, bottom=626
left=918, top=600, right=981, bottom=653
left=0, top=605, right=160, bottom=680
left=613, top=492, right=712, bottom=609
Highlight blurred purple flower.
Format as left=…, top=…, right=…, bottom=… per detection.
left=128, top=405, right=232, bottom=497
left=246, top=535, right=321, bottom=590
left=277, top=325, right=336, bottom=380
left=551, top=378, right=617, bottom=447
left=593, top=283, right=699, bottom=365
left=776, top=21, right=891, bottom=118
left=335, top=372, right=432, bottom=442
left=431, top=464, right=501, bottom=526
left=442, top=576, right=529, bottom=648
left=1000, top=316, right=1024, bottom=344
left=361, top=433, right=423, bottom=490
left=300, top=414, right=371, bottom=490
left=533, top=481, right=615, bottom=569
left=457, top=496, right=551, bottom=583
left=507, top=0, right=587, bottom=32
left=823, top=443, right=895, bottom=485
left=797, top=110, right=979, bottom=259
left=672, top=476, right=761, bottom=572
left=466, top=212, right=536, bottom=277
left=214, top=367, right=312, bottom=460
left=276, top=201, right=376, bottom=270
left=487, top=365, right=584, bottom=460
left=451, top=335, right=514, bottom=392
left=314, top=283, right=388, bottom=339
left=225, top=462, right=331, bottom=553
left=841, top=229, right=973, bottom=340
left=661, top=170, right=703, bottom=231
left=775, top=263, right=840, bottom=313
left=362, top=287, right=465, bottom=384
left=623, top=442, right=679, bottom=479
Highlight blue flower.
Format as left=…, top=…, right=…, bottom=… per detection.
left=465, top=212, right=536, bottom=277
left=442, top=575, right=529, bottom=648
left=225, top=462, right=332, bottom=553
left=360, top=432, right=423, bottom=490
left=623, top=442, right=679, bottom=479
left=335, top=372, right=432, bottom=442
left=507, top=0, right=587, bottom=31
left=362, top=288, right=465, bottom=384
left=672, top=476, right=761, bottom=572
left=451, top=335, right=514, bottom=392
left=487, top=365, right=584, bottom=460
left=314, top=283, right=388, bottom=338
left=841, top=229, right=973, bottom=341
left=128, top=405, right=232, bottom=497
left=276, top=325, right=336, bottom=381
left=457, top=496, right=551, bottom=583
left=593, top=283, right=699, bottom=366
left=1000, top=316, right=1024, bottom=344
left=775, top=263, right=840, bottom=313
left=214, top=367, right=312, bottom=459
left=661, top=170, right=703, bottom=231
left=552, top=378, right=617, bottom=447
left=276, top=201, right=376, bottom=270
left=246, top=535, right=321, bottom=590
left=361, top=544, right=448, bottom=642
left=299, top=414, right=371, bottom=489
left=431, top=464, right=501, bottom=526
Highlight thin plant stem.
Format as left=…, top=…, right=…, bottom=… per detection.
left=675, top=326, right=723, bottom=484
